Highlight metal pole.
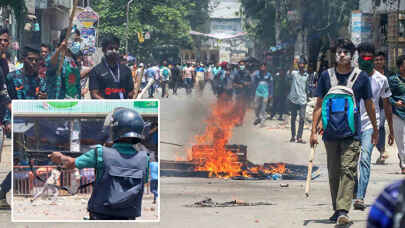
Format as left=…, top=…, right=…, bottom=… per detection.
left=126, top=0, right=134, bottom=54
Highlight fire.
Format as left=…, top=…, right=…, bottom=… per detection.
left=191, top=99, right=286, bottom=178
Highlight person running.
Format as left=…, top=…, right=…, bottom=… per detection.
left=310, top=38, right=377, bottom=225
left=353, top=42, right=394, bottom=211
left=30, top=167, right=62, bottom=204
left=287, top=57, right=309, bottom=143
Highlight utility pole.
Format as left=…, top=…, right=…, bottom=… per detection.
left=126, top=0, right=134, bottom=54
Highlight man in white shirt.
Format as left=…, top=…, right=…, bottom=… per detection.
left=353, top=43, right=394, bottom=211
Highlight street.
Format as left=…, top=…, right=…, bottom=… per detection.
left=0, top=88, right=401, bottom=227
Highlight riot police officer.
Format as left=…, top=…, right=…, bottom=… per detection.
left=49, top=107, right=149, bottom=220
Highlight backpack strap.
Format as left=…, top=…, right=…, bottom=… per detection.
left=328, top=68, right=338, bottom=87
left=328, top=67, right=361, bottom=89
left=346, top=67, right=361, bottom=89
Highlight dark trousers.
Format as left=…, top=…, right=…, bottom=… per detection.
left=271, top=95, right=287, bottom=117
left=150, top=179, right=158, bottom=202
left=89, top=212, right=136, bottom=220
left=184, top=78, right=193, bottom=95
left=290, top=102, right=306, bottom=139
left=148, top=82, right=155, bottom=98
left=0, top=172, right=11, bottom=197
left=161, top=81, right=168, bottom=98
left=234, top=93, right=248, bottom=124
left=172, top=80, right=180, bottom=95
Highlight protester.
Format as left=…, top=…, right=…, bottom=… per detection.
left=195, top=63, right=206, bottom=94
left=46, top=28, right=82, bottom=99
left=353, top=42, right=394, bottom=211
left=89, top=35, right=134, bottom=99
left=310, top=38, right=377, bottom=225
left=30, top=167, right=62, bottom=204
left=6, top=46, right=47, bottom=100
left=233, top=60, right=252, bottom=126
left=160, top=60, right=171, bottom=98
left=38, top=44, right=50, bottom=79
left=183, top=62, right=194, bottom=95
left=150, top=157, right=158, bottom=204
left=170, top=63, right=181, bottom=95
left=388, top=55, right=405, bottom=174
left=287, top=57, right=309, bottom=143
left=0, top=27, right=11, bottom=210
left=374, top=51, right=394, bottom=164
left=215, top=62, right=233, bottom=106
left=270, top=66, right=289, bottom=120
left=253, top=62, right=273, bottom=126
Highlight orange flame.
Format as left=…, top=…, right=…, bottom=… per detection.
left=191, top=99, right=286, bottom=178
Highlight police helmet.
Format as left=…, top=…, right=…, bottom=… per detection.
left=106, top=107, right=145, bottom=143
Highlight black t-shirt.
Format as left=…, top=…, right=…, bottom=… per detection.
left=89, top=59, right=134, bottom=99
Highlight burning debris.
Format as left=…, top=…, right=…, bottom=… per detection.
left=190, top=101, right=288, bottom=179
left=185, top=198, right=273, bottom=208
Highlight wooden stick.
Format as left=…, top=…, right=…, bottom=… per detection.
left=305, top=145, right=316, bottom=198
left=57, top=0, right=79, bottom=75
left=134, top=67, right=144, bottom=97
left=137, top=79, right=155, bottom=99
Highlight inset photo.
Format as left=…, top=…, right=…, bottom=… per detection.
left=11, top=100, right=159, bottom=222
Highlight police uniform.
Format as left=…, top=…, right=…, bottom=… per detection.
left=74, top=108, right=149, bottom=220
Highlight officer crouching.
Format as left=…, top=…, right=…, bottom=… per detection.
left=49, top=108, right=149, bottom=220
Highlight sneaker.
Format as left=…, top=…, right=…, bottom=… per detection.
left=0, top=198, right=10, bottom=210
left=376, top=156, right=386, bottom=165
left=336, top=212, right=353, bottom=225
left=290, top=137, right=295, bottom=142
left=254, top=118, right=261, bottom=126
left=329, top=211, right=339, bottom=222
left=296, top=138, right=306, bottom=144
left=353, top=199, right=366, bottom=211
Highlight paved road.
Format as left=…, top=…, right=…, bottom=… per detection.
left=1, top=87, right=404, bottom=227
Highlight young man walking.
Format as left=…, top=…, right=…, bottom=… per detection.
left=287, top=57, right=309, bottom=143
left=353, top=43, right=394, bottom=211
left=374, top=51, right=394, bottom=164
left=310, top=38, right=377, bottom=225
left=253, top=63, right=273, bottom=126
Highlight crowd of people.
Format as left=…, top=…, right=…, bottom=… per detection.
left=3, top=22, right=405, bottom=224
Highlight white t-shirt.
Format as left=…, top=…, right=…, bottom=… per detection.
left=360, top=70, right=392, bottom=132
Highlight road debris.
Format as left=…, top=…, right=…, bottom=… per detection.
left=185, top=198, right=273, bottom=208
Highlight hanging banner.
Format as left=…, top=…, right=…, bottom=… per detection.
left=77, top=7, right=99, bottom=28
left=76, top=7, right=99, bottom=55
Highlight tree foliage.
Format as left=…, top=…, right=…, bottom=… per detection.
left=241, top=0, right=359, bottom=68
left=91, top=0, right=209, bottom=62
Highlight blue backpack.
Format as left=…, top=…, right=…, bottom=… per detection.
left=321, top=67, right=361, bottom=139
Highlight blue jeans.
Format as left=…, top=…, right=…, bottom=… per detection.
left=184, top=78, right=193, bottom=95
left=355, top=128, right=374, bottom=199
left=0, top=172, right=11, bottom=196
left=376, top=110, right=386, bottom=153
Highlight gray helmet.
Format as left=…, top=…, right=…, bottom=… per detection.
left=105, top=107, right=145, bottom=143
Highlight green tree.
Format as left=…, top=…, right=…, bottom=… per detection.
left=241, top=0, right=359, bottom=69
left=91, top=0, right=209, bottom=62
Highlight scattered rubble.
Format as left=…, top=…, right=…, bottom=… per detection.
left=185, top=198, right=273, bottom=208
